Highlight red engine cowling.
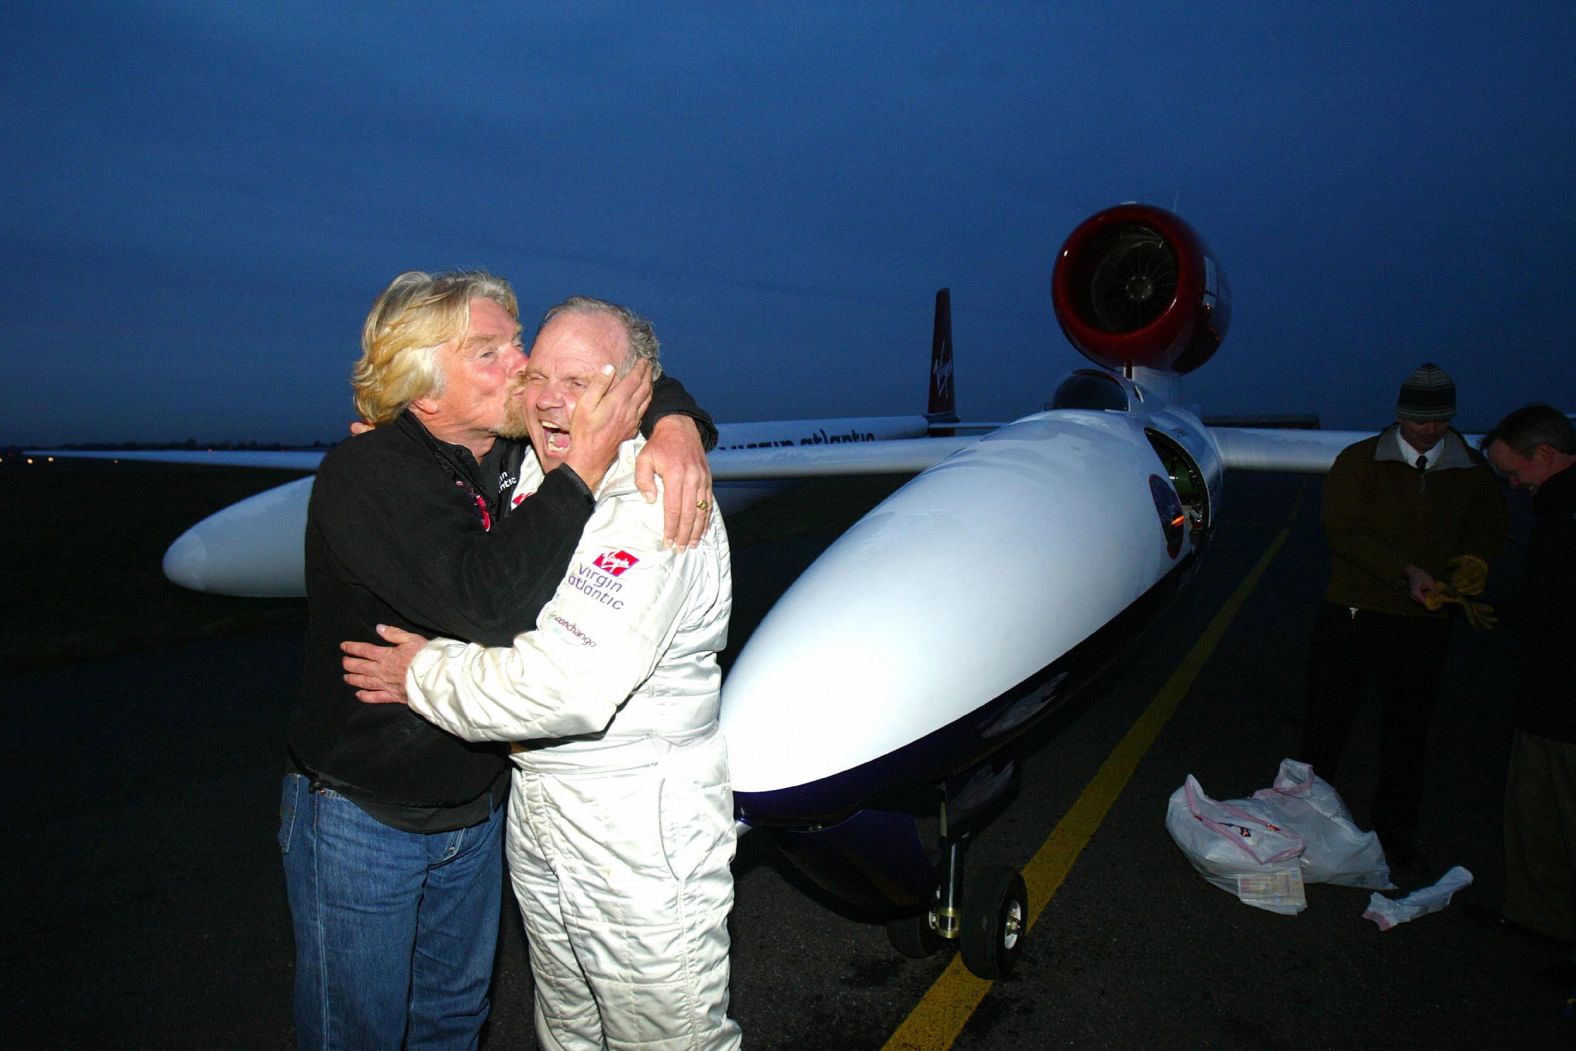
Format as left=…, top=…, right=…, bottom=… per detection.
left=1051, top=204, right=1231, bottom=375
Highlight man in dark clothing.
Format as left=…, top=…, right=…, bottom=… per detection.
left=279, top=271, right=717, bottom=1049
left=1299, top=362, right=1507, bottom=874
left=1482, top=404, right=1576, bottom=947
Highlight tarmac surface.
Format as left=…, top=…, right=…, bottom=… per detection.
left=4, top=471, right=1571, bottom=1048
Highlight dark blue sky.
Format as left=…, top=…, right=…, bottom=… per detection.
left=5, top=3, right=1573, bottom=445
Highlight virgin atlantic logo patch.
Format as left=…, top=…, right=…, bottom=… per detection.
left=593, top=550, right=639, bottom=576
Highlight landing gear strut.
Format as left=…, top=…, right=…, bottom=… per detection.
left=883, top=798, right=1029, bottom=979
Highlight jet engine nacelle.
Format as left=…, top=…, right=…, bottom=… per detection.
left=1051, top=203, right=1231, bottom=375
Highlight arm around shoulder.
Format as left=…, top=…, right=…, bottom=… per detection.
left=645, top=374, right=717, bottom=450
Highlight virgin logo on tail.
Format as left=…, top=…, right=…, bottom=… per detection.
left=594, top=550, right=640, bottom=576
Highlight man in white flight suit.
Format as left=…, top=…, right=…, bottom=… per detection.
left=344, top=296, right=740, bottom=1051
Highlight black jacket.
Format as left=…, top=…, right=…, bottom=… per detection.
left=1512, top=463, right=1576, bottom=742
left=290, top=378, right=714, bottom=828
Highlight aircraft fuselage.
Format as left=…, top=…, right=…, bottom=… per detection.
left=721, top=376, right=1223, bottom=833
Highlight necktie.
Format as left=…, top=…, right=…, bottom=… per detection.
left=1416, top=453, right=1427, bottom=491
left=1416, top=454, right=1427, bottom=471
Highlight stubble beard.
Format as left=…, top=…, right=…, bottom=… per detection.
left=496, top=380, right=532, bottom=441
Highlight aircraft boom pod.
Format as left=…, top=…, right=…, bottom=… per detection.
left=722, top=397, right=1221, bottom=822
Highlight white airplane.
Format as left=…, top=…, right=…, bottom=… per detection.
left=34, top=204, right=1375, bottom=978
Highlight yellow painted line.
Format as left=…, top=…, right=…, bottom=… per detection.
left=882, top=527, right=1291, bottom=1051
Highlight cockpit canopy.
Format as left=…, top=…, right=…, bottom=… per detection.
left=1046, top=369, right=1131, bottom=412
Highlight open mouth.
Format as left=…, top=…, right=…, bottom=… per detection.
left=539, top=420, right=571, bottom=456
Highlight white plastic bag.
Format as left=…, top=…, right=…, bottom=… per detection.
left=1165, top=760, right=1394, bottom=913
left=1165, top=773, right=1308, bottom=914
left=1250, top=759, right=1392, bottom=890
left=1363, top=866, right=1473, bottom=930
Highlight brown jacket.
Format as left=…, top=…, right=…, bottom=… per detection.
left=1321, top=425, right=1507, bottom=617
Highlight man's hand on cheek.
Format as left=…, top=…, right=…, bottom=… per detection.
left=563, top=360, right=651, bottom=491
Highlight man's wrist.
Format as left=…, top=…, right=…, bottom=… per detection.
left=552, top=463, right=593, bottom=501
left=650, top=413, right=701, bottom=441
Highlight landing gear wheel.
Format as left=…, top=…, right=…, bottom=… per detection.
left=886, top=889, right=945, bottom=959
left=886, top=909, right=945, bottom=959
left=960, top=865, right=1027, bottom=979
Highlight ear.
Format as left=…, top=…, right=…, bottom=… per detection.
left=410, top=393, right=440, bottom=419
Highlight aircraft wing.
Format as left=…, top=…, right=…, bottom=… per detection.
left=710, top=436, right=977, bottom=480
left=33, top=427, right=1404, bottom=478
left=1209, top=427, right=1373, bottom=473
left=27, top=449, right=325, bottom=470
left=1209, top=426, right=1492, bottom=473
left=41, top=426, right=1455, bottom=600
left=71, top=433, right=980, bottom=598
left=28, top=413, right=953, bottom=476
left=31, top=430, right=973, bottom=480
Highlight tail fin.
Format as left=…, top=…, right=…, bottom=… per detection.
left=927, top=288, right=957, bottom=431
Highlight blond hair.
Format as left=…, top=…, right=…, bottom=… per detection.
left=351, top=270, right=519, bottom=424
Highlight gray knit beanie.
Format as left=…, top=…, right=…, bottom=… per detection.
left=1396, top=362, right=1456, bottom=421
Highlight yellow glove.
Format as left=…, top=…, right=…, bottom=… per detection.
left=1460, top=599, right=1499, bottom=631
left=1423, top=582, right=1497, bottom=629
left=1447, top=555, right=1488, bottom=597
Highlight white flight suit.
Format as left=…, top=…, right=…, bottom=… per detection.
left=406, top=436, right=740, bottom=1051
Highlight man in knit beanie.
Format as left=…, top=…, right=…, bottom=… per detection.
left=1298, top=362, right=1507, bottom=879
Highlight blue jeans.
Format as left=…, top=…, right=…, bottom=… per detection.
left=279, top=772, right=505, bottom=1050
